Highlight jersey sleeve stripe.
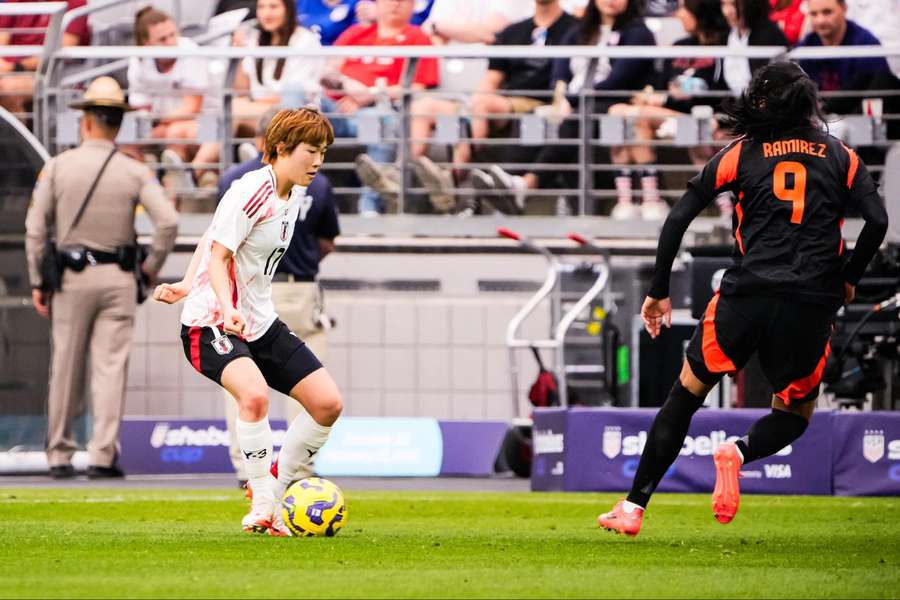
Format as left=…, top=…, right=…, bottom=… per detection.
left=841, top=143, right=859, bottom=188
left=715, top=140, right=743, bottom=190
left=243, top=181, right=270, bottom=212
left=734, top=192, right=746, bottom=255
left=246, top=185, right=272, bottom=219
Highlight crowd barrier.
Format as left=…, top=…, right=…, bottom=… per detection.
left=532, top=407, right=900, bottom=496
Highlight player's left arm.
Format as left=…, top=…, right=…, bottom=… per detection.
left=841, top=155, right=888, bottom=296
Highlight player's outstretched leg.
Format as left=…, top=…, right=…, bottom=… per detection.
left=269, top=368, right=342, bottom=536
left=714, top=397, right=812, bottom=524
left=222, top=358, right=279, bottom=534
left=598, top=363, right=710, bottom=537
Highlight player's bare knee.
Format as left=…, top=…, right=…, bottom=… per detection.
left=679, top=361, right=714, bottom=398
left=314, top=392, right=342, bottom=425
left=239, top=390, right=269, bottom=420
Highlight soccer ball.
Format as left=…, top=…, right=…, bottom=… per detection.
left=281, top=477, right=347, bottom=537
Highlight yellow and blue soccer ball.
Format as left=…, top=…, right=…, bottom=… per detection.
left=281, top=477, right=347, bottom=537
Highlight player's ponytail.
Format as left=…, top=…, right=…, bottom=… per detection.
left=719, top=61, right=827, bottom=140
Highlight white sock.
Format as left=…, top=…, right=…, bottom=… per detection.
left=734, top=442, right=745, bottom=465
left=235, top=417, right=276, bottom=502
left=622, top=500, right=643, bottom=514
left=275, top=410, right=332, bottom=498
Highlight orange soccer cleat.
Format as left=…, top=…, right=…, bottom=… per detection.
left=712, top=442, right=742, bottom=524
left=597, top=500, right=644, bottom=537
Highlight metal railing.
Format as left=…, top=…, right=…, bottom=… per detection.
left=23, top=37, right=900, bottom=215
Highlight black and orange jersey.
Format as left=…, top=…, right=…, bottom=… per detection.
left=648, top=126, right=888, bottom=308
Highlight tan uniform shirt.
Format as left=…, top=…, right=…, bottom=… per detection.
left=25, top=139, right=178, bottom=287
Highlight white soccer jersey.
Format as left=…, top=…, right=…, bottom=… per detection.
left=180, top=165, right=305, bottom=341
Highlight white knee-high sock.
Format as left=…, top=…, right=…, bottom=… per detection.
left=235, top=417, right=276, bottom=501
left=275, top=410, right=332, bottom=498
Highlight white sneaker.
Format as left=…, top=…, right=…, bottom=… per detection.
left=412, top=156, right=455, bottom=214
left=160, top=149, right=195, bottom=192
left=641, top=200, right=670, bottom=220
left=241, top=490, right=276, bottom=534
left=238, top=142, right=259, bottom=164
left=487, top=165, right=527, bottom=215
left=611, top=201, right=640, bottom=220
left=354, top=154, right=400, bottom=213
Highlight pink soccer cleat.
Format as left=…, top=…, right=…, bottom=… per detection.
left=712, top=442, right=742, bottom=524
left=597, top=500, right=644, bottom=537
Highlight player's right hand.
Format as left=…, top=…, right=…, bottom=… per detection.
left=223, top=307, right=247, bottom=337
left=641, top=296, right=672, bottom=339
left=152, top=281, right=190, bottom=304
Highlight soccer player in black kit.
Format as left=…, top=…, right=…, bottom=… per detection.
left=598, top=62, right=888, bottom=537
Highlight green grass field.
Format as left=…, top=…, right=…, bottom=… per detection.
left=1, top=487, right=898, bottom=598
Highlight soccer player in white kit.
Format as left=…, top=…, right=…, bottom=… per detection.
left=153, top=108, right=341, bottom=536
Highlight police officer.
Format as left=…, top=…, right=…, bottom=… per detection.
left=218, top=108, right=340, bottom=487
left=25, top=77, right=179, bottom=479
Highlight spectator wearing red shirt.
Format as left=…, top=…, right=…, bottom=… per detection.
left=769, top=0, right=808, bottom=45
left=0, top=0, right=91, bottom=116
left=318, top=0, right=439, bottom=214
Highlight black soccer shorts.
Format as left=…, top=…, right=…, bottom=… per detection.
left=684, top=293, right=834, bottom=405
left=180, top=319, right=322, bottom=395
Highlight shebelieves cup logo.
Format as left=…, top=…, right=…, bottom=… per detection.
left=602, top=426, right=622, bottom=459
left=863, top=429, right=885, bottom=464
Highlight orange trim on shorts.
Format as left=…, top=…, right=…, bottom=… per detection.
left=775, top=341, right=831, bottom=405
left=702, top=294, right=737, bottom=374
left=716, top=140, right=743, bottom=190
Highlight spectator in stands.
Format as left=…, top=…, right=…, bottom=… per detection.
left=419, top=0, right=532, bottom=44
left=233, top=0, right=326, bottom=123
left=476, top=0, right=657, bottom=216
left=769, top=0, right=808, bottom=45
left=297, top=0, right=374, bottom=45
left=604, top=0, right=730, bottom=219
left=846, top=0, right=900, bottom=79
left=720, top=0, right=788, bottom=95
left=797, top=0, right=892, bottom=114
left=0, top=0, right=90, bottom=117
left=127, top=7, right=217, bottom=189
left=388, top=0, right=579, bottom=213
left=321, top=0, right=439, bottom=215
left=216, top=0, right=257, bottom=17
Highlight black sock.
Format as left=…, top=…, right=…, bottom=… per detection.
left=626, top=381, right=706, bottom=508
left=734, top=409, right=808, bottom=465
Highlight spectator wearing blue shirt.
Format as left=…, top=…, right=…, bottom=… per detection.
left=797, top=0, right=891, bottom=113
left=219, top=108, right=341, bottom=487
left=297, top=0, right=430, bottom=45
left=297, top=0, right=368, bottom=45
left=409, top=0, right=434, bottom=24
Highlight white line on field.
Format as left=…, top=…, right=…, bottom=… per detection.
left=0, top=495, right=238, bottom=504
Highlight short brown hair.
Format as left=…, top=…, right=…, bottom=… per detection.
left=262, top=108, right=334, bottom=164
left=134, top=6, right=172, bottom=45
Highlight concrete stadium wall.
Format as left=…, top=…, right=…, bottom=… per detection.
left=127, top=252, right=565, bottom=421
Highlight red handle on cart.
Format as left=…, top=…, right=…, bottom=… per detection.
left=568, top=232, right=590, bottom=246
left=497, top=227, right=521, bottom=241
